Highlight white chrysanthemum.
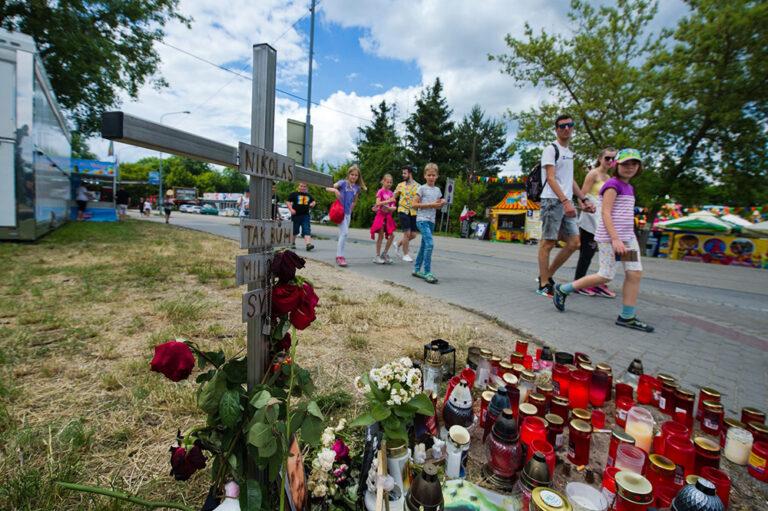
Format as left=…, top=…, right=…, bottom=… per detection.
left=399, top=357, right=413, bottom=368
left=318, top=448, right=336, bottom=472
left=321, top=428, right=335, bottom=447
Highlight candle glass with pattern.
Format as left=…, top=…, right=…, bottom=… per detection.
left=422, top=347, right=443, bottom=395
left=484, top=409, right=522, bottom=487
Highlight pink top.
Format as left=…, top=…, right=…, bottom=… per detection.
left=374, top=188, right=395, bottom=212
left=595, top=178, right=635, bottom=242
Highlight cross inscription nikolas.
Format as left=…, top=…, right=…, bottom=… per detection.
left=102, top=43, right=333, bottom=391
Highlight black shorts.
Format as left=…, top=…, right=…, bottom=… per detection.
left=76, top=200, right=87, bottom=212
left=399, top=213, right=417, bottom=232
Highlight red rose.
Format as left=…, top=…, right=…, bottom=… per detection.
left=301, top=282, right=319, bottom=309
left=150, top=341, right=195, bottom=382
left=272, top=283, right=302, bottom=316
left=332, top=438, right=350, bottom=461
left=289, top=300, right=316, bottom=330
left=271, top=250, right=306, bottom=283
left=277, top=332, right=292, bottom=352
left=169, top=440, right=207, bottom=481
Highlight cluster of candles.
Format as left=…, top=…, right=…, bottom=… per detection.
left=443, top=341, right=768, bottom=511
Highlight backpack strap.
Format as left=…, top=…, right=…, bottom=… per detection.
left=552, top=143, right=559, bottom=163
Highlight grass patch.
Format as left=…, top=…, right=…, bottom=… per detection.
left=156, top=295, right=209, bottom=324
left=187, top=260, right=234, bottom=284
left=345, top=334, right=369, bottom=350
left=375, top=292, right=405, bottom=307
left=315, top=390, right=354, bottom=416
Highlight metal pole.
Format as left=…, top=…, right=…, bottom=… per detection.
left=248, top=44, right=277, bottom=391
left=158, top=156, right=163, bottom=212
left=302, top=0, right=316, bottom=167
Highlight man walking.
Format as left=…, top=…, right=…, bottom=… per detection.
left=116, top=187, right=130, bottom=221
left=536, top=114, right=595, bottom=297
left=393, top=165, right=420, bottom=262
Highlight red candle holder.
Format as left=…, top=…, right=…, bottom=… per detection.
left=568, top=370, right=590, bottom=409
left=615, top=396, right=635, bottom=428
left=654, top=420, right=690, bottom=456
left=527, top=438, right=556, bottom=475
left=694, top=436, right=721, bottom=474
left=666, top=435, right=695, bottom=486
left=696, top=387, right=721, bottom=421
left=701, top=401, right=724, bottom=437
left=658, top=377, right=678, bottom=415
left=550, top=396, right=569, bottom=422
left=545, top=413, right=565, bottom=451
left=637, top=375, right=656, bottom=405
left=515, top=339, right=529, bottom=356
left=521, top=416, right=547, bottom=454
left=701, top=467, right=731, bottom=508
left=592, top=410, right=606, bottom=429
left=552, top=364, right=571, bottom=396
left=741, top=407, right=766, bottom=426
left=589, top=370, right=610, bottom=408
left=567, top=419, right=592, bottom=466
left=460, top=367, right=476, bottom=389
left=674, top=388, right=695, bottom=429
left=608, top=428, right=636, bottom=467
left=647, top=454, right=677, bottom=496
left=444, top=375, right=461, bottom=404
left=615, top=382, right=634, bottom=402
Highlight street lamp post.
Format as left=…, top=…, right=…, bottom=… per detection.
left=158, top=111, right=190, bottom=211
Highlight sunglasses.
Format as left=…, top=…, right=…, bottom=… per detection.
left=604, top=156, right=615, bottom=161
left=557, top=122, right=575, bottom=129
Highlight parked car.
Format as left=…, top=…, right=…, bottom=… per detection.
left=179, top=204, right=192, bottom=213
left=278, top=205, right=291, bottom=221
left=200, top=205, right=219, bottom=215
left=188, top=205, right=203, bottom=214
left=221, top=207, right=238, bottom=217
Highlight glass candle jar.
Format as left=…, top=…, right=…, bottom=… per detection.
left=602, top=466, right=620, bottom=507
left=519, top=370, right=536, bottom=403
left=510, top=351, right=525, bottom=366
left=545, top=413, right=565, bottom=451
left=521, top=416, right=548, bottom=457
left=647, top=454, right=676, bottom=495
left=515, top=339, right=529, bottom=356
left=475, top=350, right=492, bottom=389
left=741, top=406, right=766, bottom=425
left=595, top=363, right=613, bottom=401
left=724, top=426, right=753, bottom=465
left=550, top=396, right=569, bottom=422
left=567, top=419, right=592, bottom=466
left=658, top=374, right=678, bottom=414
left=700, top=400, right=724, bottom=437
left=700, top=467, right=731, bottom=509
left=747, top=440, right=768, bottom=482
left=498, top=361, right=513, bottom=379
left=607, top=428, right=636, bottom=467
left=666, top=435, right=695, bottom=486
left=636, top=375, right=657, bottom=405
left=505, top=380, right=520, bottom=420
left=721, top=417, right=745, bottom=448
left=569, top=370, right=590, bottom=409
left=696, top=387, right=721, bottom=421
left=747, top=421, right=768, bottom=444
left=615, top=443, right=647, bottom=475
left=537, top=382, right=554, bottom=409
left=590, top=370, right=611, bottom=408
left=653, top=420, right=690, bottom=457
left=673, top=388, right=695, bottom=428
left=519, top=403, right=538, bottom=422
left=528, top=393, right=547, bottom=417
left=511, top=362, right=525, bottom=379
left=490, top=355, right=502, bottom=377
left=486, top=409, right=522, bottom=480
left=479, top=390, right=494, bottom=429
left=572, top=407, right=592, bottom=423
left=693, top=436, right=721, bottom=474
left=615, top=396, right=635, bottom=428
left=614, top=471, right=654, bottom=511
left=625, top=406, right=655, bottom=453
left=552, top=364, right=570, bottom=397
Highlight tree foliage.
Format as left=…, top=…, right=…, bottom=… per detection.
left=454, top=105, right=509, bottom=178
left=0, top=0, right=190, bottom=134
left=491, top=0, right=768, bottom=212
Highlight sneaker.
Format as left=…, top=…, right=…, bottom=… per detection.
left=593, top=285, right=616, bottom=298
left=402, top=254, right=414, bottom=262
left=383, top=254, right=394, bottom=264
left=373, top=256, right=385, bottom=264
left=306, top=243, right=314, bottom=252
left=615, top=316, right=655, bottom=332
left=424, top=273, right=438, bottom=284
left=536, top=283, right=554, bottom=298
left=553, top=284, right=568, bottom=311
left=336, top=256, right=347, bottom=267
left=575, top=287, right=596, bottom=296
left=412, top=270, right=426, bottom=279
left=395, top=243, right=403, bottom=258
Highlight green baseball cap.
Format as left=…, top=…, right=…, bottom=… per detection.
left=616, top=148, right=642, bottom=163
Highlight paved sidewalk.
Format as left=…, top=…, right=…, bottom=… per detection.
left=138, top=211, right=768, bottom=413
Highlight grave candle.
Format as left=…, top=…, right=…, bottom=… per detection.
left=721, top=417, right=745, bottom=448
left=550, top=396, right=569, bottom=422
left=696, top=387, right=721, bottom=421
left=590, top=370, right=611, bottom=407
left=625, top=406, right=655, bottom=453
left=657, top=374, right=678, bottom=414
left=724, top=426, right=753, bottom=465
left=741, top=406, right=766, bottom=425
left=607, top=428, right=636, bottom=467
left=567, top=419, right=592, bottom=466
left=693, top=436, right=721, bottom=474
left=569, top=370, right=590, bottom=409
left=700, top=400, right=724, bottom=437
left=552, top=364, right=570, bottom=397
left=596, top=363, right=613, bottom=401
left=515, top=339, right=529, bottom=356
left=545, top=413, right=565, bottom=451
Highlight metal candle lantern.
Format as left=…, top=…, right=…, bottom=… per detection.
left=422, top=346, right=443, bottom=395
left=405, top=462, right=444, bottom=511
left=483, top=408, right=522, bottom=490
left=423, top=339, right=456, bottom=380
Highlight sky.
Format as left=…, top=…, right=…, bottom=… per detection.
left=91, top=0, right=689, bottom=175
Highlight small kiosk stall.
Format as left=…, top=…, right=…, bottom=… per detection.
left=489, top=190, right=541, bottom=243
left=656, top=211, right=768, bottom=269
left=70, top=159, right=118, bottom=222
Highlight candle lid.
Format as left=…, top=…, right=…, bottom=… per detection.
left=694, top=436, right=720, bottom=453
left=676, top=388, right=695, bottom=399
left=541, top=346, right=553, bottom=361
left=577, top=362, right=595, bottom=372
left=531, top=488, right=571, bottom=511
left=700, top=387, right=721, bottom=399
left=545, top=413, right=564, bottom=426
left=686, top=474, right=700, bottom=485
left=499, top=361, right=513, bottom=370
left=511, top=352, right=525, bottom=361
left=529, top=392, right=546, bottom=404
left=481, top=390, right=494, bottom=403
left=521, top=370, right=536, bottom=382
left=425, top=347, right=442, bottom=366
left=595, top=362, right=612, bottom=373
left=520, top=403, right=538, bottom=416
left=649, top=454, right=676, bottom=472
left=702, top=400, right=723, bottom=411
left=502, top=373, right=518, bottom=387
left=486, top=382, right=499, bottom=393
left=657, top=373, right=676, bottom=384
left=612, top=428, right=636, bottom=444
left=747, top=421, right=768, bottom=434
left=575, top=353, right=591, bottom=364
left=480, top=349, right=492, bottom=359
left=742, top=406, right=765, bottom=417
left=572, top=408, right=592, bottom=421
left=569, top=419, right=592, bottom=433
left=490, top=355, right=501, bottom=363
left=511, top=362, right=526, bottom=373
left=537, top=382, right=554, bottom=393
left=552, top=395, right=569, bottom=406
left=615, top=471, right=653, bottom=499
left=448, top=425, right=470, bottom=446
left=723, top=417, right=746, bottom=429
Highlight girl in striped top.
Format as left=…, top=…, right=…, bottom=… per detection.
left=552, top=148, right=654, bottom=333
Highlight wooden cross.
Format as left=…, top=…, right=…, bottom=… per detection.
left=102, top=43, right=333, bottom=390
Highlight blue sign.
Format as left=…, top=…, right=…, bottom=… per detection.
left=71, top=158, right=117, bottom=176
left=148, top=171, right=160, bottom=185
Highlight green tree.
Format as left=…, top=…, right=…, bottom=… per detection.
left=219, top=167, right=248, bottom=193
left=404, top=78, right=458, bottom=178
left=70, top=132, right=97, bottom=159
left=0, top=1, right=190, bottom=134
left=454, top=105, right=509, bottom=179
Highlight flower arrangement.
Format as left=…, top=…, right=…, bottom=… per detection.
left=306, top=419, right=358, bottom=508
left=351, top=357, right=434, bottom=442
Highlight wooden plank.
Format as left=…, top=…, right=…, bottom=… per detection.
left=100, top=112, right=333, bottom=187
left=235, top=253, right=273, bottom=286
left=242, top=288, right=269, bottom=322
left=238, top=142, right=295, bottom=182
left=240, top=219, right=293, bottom=250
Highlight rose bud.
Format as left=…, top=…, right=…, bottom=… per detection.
left=150, top=341, right=195, bottom=382
left=271, top=250, right=305, bottom=283
left=169, top=440, right=207, bottom=481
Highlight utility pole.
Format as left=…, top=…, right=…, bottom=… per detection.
left=302, top=0, right=316, bottom=167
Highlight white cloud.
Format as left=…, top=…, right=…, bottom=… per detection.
left=346, top=72, right=359, bottom=81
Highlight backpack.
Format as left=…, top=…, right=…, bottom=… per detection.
left=525, top=143, right=559, bottom=203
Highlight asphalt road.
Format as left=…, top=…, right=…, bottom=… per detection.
left=136, top=211, right=768, bottom=413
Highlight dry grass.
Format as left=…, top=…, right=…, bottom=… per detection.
left=0, top=220, right=532, bottom=510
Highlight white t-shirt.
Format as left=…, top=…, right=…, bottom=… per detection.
left=76, top=186, right=90, bottom=201
left=540, top=141, right=574, bottom=200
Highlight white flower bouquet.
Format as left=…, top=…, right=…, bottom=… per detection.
left=306, top=419, right=358, bottom=508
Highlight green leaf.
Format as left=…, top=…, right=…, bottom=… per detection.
left=250, top=390, right=271, bottom=409
left=195, top=369, right=215, bottom=384
left=247, top=423, right=272, bottom=448
left=408, top=392, right=436, bottom=416
left=307, top=401, right=324, bottom=420
left=258, top=437, right=277, bottom=458
left=223, top=357, right=248, bottom=384
left=219, top=389, right=243, bottom=428
left=349, top=412, right=377, bottom=428
left=240, top=479, right=263, bottom=511
left=300, top=415, right=323, bottom=445
left=198, top=371, right=227, bottom=415
left=371, top=403, right=392, bottom=421
left=289, top=409, right=306, bottom=435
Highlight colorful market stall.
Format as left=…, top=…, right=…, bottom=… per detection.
left=656, top=211, right=767, bottom=269
left=490, top=191, right=541, bottom=243
left=70, top=159, right=118, bottom=222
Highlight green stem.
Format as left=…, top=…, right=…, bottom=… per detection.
left=55, top=482, right=194, bottom=511
left=279, top=328, right=299, bottom=511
